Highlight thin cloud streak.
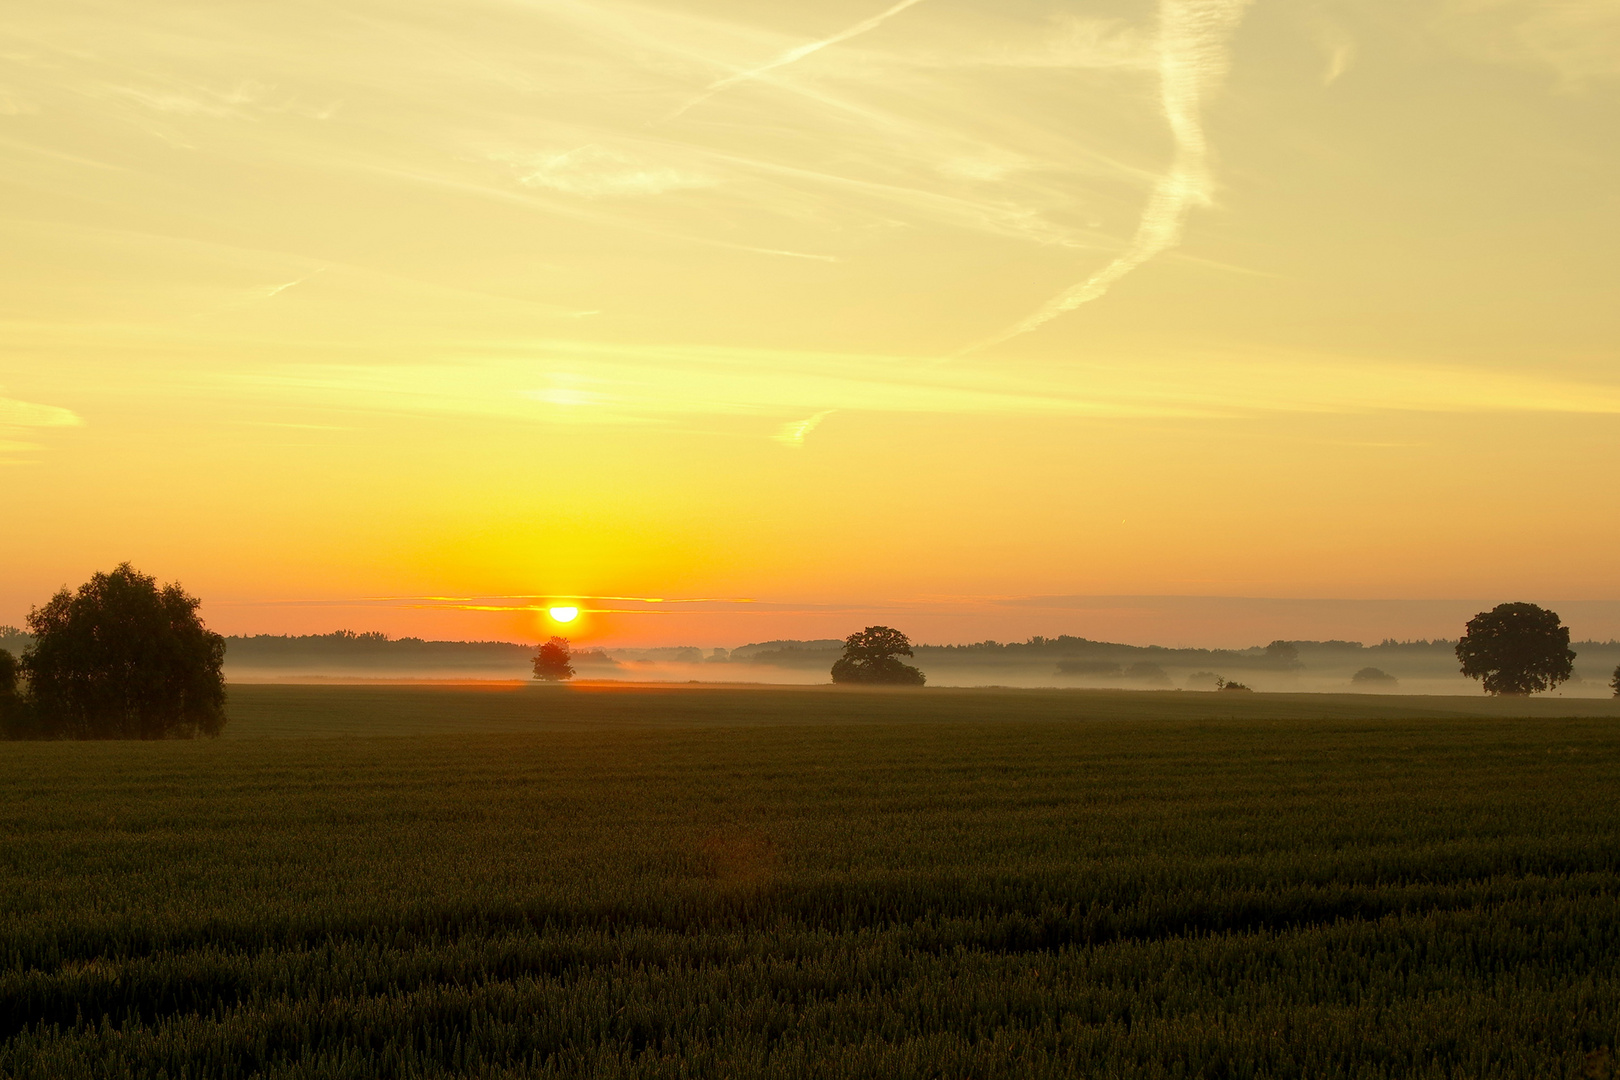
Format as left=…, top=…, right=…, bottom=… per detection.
left=773, top=409, right=835, bottom=446
left=669, top=0, right=931, bottom=118
left=964, top=0, right=1252, bottom=354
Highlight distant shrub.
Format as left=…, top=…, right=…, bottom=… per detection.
left=1612, top=664, right=1620, bottom=698
left=1352, top=667, right=1398, bottom=687
left=1217, top=679, right=1252, bottom=693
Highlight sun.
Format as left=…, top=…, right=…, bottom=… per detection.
left=547, top=606, right=579, bottom=624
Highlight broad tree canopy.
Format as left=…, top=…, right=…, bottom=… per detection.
left=22, top=564, right=226, bottom=738
left=1455, top=602, right=1573, bottom=696
left=831, top=626, right=925, bottom=686
left=533, top=636, right=575, bottom=682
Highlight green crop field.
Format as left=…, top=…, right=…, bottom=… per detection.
left=2, top=685, right=1619, bottom=1078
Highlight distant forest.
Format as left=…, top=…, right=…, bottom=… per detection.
left=222, top=632, right=615, bottom=671
left=732, top=636, right=1479, bottom=670
left=5, top=626, right=1614, bottom=681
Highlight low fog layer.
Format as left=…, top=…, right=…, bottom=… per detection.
left=6, top=630, right=1592, bottom=696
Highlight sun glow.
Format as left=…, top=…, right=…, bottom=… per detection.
left=548, top=606, right=579, bottom=623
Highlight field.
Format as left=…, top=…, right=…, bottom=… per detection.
left=2, top=685, right=1619, bottom=1077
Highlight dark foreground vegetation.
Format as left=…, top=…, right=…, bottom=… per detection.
left=1, top=686, right=1618, bottom=1077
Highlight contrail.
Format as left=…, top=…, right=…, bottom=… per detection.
left=669, top=0, right=929, bottom=119
left=961, top=0, right=1252, bottom=355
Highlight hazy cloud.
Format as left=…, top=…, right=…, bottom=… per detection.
left=1438, top=0, right=1620, bottom=83
left=773, top=410, right=835, bottom=446
left=0, top=393, right=81, bottom=462
left=500, top=144, right=716, bottom=198
left=0, top=395, right=81, bottom=429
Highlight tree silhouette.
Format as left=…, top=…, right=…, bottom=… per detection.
left=21, top=564, right=226, bottom=739
left=532, top=636, right=575, bottom=682
left=831, top=626, right=925, bottom=686
left=1611, top=664, right=1620, bottom=699
left=1351, top=666, right=1398, bottom=687
left=1455, top=602, right=1574, bottom=696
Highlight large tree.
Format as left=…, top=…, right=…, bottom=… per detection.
left=1455, top=602, right=1574, bottom=696
left=831, top=626, right=925, bottom=686
left=532, top=636, right=575, bottom=682
left=21, top=564, right=227, bottom=739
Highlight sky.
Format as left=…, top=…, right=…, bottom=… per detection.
left=2, top=0, right=1618, bottom=648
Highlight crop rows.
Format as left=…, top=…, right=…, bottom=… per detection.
left=0, top=694, right=1617, bottom=1076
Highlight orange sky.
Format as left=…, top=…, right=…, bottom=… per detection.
left=3, top=0, right=1617, bottom=647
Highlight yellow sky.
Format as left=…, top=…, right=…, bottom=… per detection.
left=2, top=0, right=1618, bottom=645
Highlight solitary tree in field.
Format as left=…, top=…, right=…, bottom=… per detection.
left=1611, top=664, right=1620, bottom=698
left=21, top=564, right=226, bottom=739
left=532, top=636, right=575, bottom=682
left=1455, top=602, right=1574, bottom=696
left=831, top=626, right=925, bottom=686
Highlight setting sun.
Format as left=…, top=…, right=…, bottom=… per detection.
left=547, top=607, right=579, bottom=624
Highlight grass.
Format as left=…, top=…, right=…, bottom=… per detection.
left=1, top=685, right=1618, bottom=1077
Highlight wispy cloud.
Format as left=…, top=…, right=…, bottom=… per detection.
left=965, top=0, right=1252, bottom=353
left=773, top=410, right=835, bottom=447
left=1436, top=0, right=1620, bottom=83
left=669, top=0, right=931, bottom=118
left=214, top=341, right=1620, bottom=427
left=0, top=392, right=81, bottom=462
left=0, top=394, right=80, bottom=429
left=501, top=144, right=716, bottom=198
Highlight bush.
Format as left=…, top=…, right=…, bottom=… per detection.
left=1351, top=667, right=1398, bottom=687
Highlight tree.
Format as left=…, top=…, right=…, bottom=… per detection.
left=0, top=648, right=37, bottom=739
left=1455, top=602, right=1574, bottom=696
left=1264, top=640, right=1300, bottom=667
left=1611, top=664, right=1620, bottom=699
left=21, top=564, right=226, bottom=739
left=1351, top=666, right=1398, bottom=687
left=532, top=636, right=575, bottom=682
left=830, top=626, right=925, bottom=686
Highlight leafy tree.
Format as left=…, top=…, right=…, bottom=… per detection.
left=532, top=636, right=575, bottom=682
left=0, top=648, right=36, bottom=739
left=21, top=564, right=226, bottom=739
left=1264, top=640, right=1300, bottom=667
left=1611, top=664, right=1620, bottom=698
left=831, top=626, right=925, bottom=686
left=1455, top=602, right=1574, bottom=696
